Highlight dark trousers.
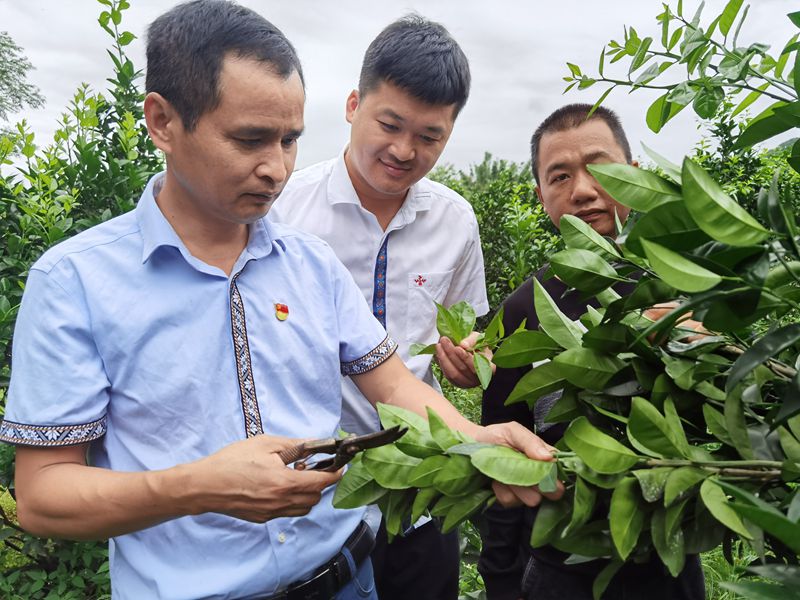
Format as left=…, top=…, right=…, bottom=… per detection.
left=522, top=555, right=705, bottom=600
left=371, top=519, right=460, bottom=600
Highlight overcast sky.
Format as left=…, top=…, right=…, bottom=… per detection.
left=1, top=0, right=797, bottom=171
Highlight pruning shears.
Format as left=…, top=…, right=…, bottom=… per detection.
left=278, top=425, right=407, bottom=472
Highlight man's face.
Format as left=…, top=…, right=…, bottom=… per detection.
left=344, top=82, right=456, bottom=202
left=535, top=119, right=633, bottom=237
left=165, top=56, right=305, bottom=225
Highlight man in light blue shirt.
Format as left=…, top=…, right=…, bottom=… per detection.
left=1, top=2, right=558, bottom=599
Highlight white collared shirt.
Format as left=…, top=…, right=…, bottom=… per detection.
left=271, top=152, right=489, bottom=434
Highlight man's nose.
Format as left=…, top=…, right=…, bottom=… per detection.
left=254, top=146, right=289, bottom=184
left=571, top=170, right=599, bottom=203
left=389, top=136, right=415, bottom=163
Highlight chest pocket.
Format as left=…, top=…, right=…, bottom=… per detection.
left=405, top=270, right=454, bottom=344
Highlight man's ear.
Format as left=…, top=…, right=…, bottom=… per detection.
left=535, top=185, right=544, bottom=206
left=345, top=89, right=360, bottom=124
left=144, top=92, right=181, bottom=154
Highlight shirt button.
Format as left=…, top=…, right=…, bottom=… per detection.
left=278, top=532, right=286, bottom=543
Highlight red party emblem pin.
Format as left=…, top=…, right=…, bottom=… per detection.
left=275, top=303, right=289, bottom=321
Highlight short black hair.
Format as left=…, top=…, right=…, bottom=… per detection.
left=358, top=15, right=470, bottom=117
left=146, top=0, right=303, bottom=131
left=530, top=103, right=633, bottom=184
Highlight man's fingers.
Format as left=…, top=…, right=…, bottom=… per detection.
left=492, top=481, right=543, bottom=508
left=483, top=422, right=555, bottom=462
left=460, top=331, right=481, bottom=351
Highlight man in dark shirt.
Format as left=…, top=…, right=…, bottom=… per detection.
left=437, top=103, right=706, bottom=600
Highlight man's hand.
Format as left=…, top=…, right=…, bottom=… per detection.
left=14, top=434, right=340, bottom=540
left=643, top=302, right=708, bottom=342
left=473, top=421, right=564, bottom=508
left=189, top=435, right=341, bottom=523
left=436, top=331, right=495, bottom=388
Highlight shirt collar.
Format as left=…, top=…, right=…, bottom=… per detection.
left=137, top=172, right=277, bottom=265
left=327, top=148, right=433, bottom=214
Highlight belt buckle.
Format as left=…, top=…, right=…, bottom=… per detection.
left=286, top=564, right=338, bottom=600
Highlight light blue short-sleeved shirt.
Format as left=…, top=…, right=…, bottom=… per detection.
left=0, top=173, right=397, bottom=599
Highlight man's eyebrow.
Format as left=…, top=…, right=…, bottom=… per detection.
left=544, top=150, right=617, bottom=178
left=378, top=108, right=445, bottom=135
left=231, top=126, right=305, bottom=138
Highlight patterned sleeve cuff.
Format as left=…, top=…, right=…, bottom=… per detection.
left=341, top=335, right=398, bottom=376
left=0, top=417, right=107, bottom=447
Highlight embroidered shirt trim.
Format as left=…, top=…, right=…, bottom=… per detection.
left=372, top=237, right=389, bottom=328
left=341, top=335, right=398, bottom=376
left=230, top=270, right=264, bottom=438
left=0, top=416, right=107, bottom=446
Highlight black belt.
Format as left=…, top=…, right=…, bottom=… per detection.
left=261, top=521, right=375, bottom=600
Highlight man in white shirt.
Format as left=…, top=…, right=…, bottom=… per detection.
left=270, top=15, right=487, bottom=600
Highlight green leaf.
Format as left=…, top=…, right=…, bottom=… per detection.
left=550, top=248, right=623, bottom=295
left=609, top=477, right=645, bottom=559
left=699, top=478, right=752, bottom=538
left=382, top=489, right=416, bottom=539
left=592, top=560, right=624, bottom=600
left=703, top=404, right=736, bottom=446
left=441, top=489, right=494, bottom=533
left=474, top=353, right=493, bottom=390
left=588, top=163, right=682, bottom=212
left=682, top=157, right=769, bottom=246
left=724, top=391, right=754, bottom=459
left=625, top=201, right=708, bottom=257
left=664, top=466, right=707, bottom=506
left=627, top=397, right=687, bottom=459
left=779, top=426, right=800, bottom=462
left=433, top=454, right=484, bottom=496
left=715, top=480, right=800, bottom=553
left=411, top=487, right=440, bottom=523
left=426, top=406, right=462, bottom=451
left=505, top=360, right=566, bottom=407
left=732, top=83, right=770, bottom=118
left=564, top=417, right=641, bottom=474
left=470, top=445, right=555, bottom=486
left=641, top=239, right=722, bottom=292
left=435, top=301, right=475, bottom=345
left=560, top=213, right=621, bottom=260
left=482, top=306, right=505, bottom=345
left=530, top=499, right=571, bottom=547
left=407, top=455, right=451, bottom=487
left=333, top=457, right=388, bottom=509
left=646, top=92, right=686, bottom=133
left=720, top=0, right=745, bottom=36
left=692, top=86, right=725, bottom=118
left=377, top=403, right=428, bottom=435
left=563, top=477, right=597, bottom=536
left=727, top=324, right=800, bottom=392
left=533, top=278, right=583, bottom=349
left=720, top=581, right=800, bottom=600
left=493, top=330, right=560, bottom=368
left=734, top=101, right=795, bottom=149
left=409, top=343, right=436, bottom=356
left=552, top=347, right=626, bottom=391
left=446, top=442, right=496, bottom=456
left=362, top=444, right=422, bottom=489
left=632, top=467, right=672, bottom=503
left=651, top=505, right=686, bottom=577
left=630, top=37, right=653, bottom=73
left=395, top=429, right=442, bottom=458
left=117, top=31, right=136, bottom=46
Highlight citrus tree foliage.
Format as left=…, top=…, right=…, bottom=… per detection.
left=0, top=31, right=44, bottom=124
left=0, top=0, right=161, bottom=595
left=563, top=0, right=800, bottom=169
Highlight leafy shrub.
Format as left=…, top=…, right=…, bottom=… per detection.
left=0, top=0, right=161, bottom=594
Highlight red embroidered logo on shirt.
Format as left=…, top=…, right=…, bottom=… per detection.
left=414, top=275, right=427, bottom=287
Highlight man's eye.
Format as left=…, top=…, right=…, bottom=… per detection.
left=551, top=174, right=569, bottom=183
left=281, top=137, right=298, bottom=148
left=421, top=135, right=439, bottom=144
left=235, top=138, right=262, bottom=147
left=378, top=121, right=399, bottom=132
